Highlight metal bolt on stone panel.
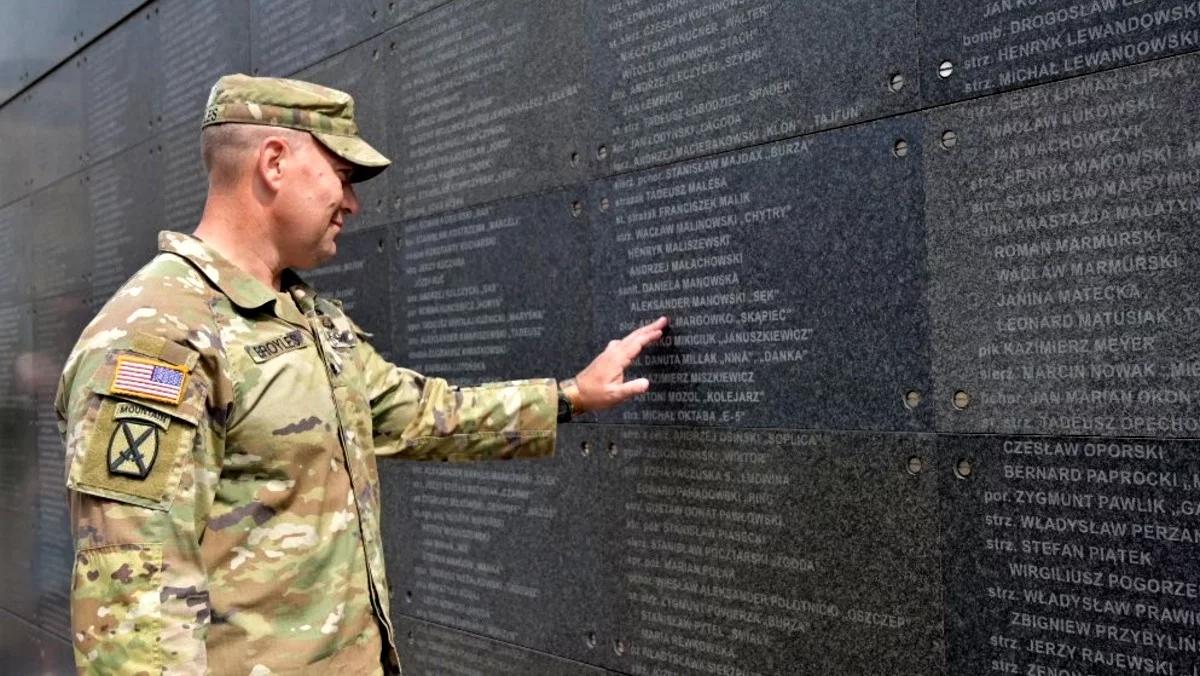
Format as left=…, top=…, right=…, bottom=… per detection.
left=904, top=390, right=923, bottom=409
left=953, top=390, right=972, bottom=410
left=907, top=456, right=924, bottom=475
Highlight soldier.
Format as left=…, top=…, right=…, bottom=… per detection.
left=56, top=74, right=668, bottom=675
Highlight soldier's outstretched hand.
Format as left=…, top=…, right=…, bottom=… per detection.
left=563, top=316, right=669, bottom=413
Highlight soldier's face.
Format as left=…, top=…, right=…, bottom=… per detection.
left=275, top=135, right=359, bottom=269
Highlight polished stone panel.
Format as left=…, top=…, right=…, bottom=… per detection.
left=30, top=174, right=92, bottom=300
left=21, top=60, right=85, bottom=199
left=0, top=0, right=142, bottom=106
left=0, top=610, right=74, bottom=676
left=388, top=187, right=595, bottom=385
left=250, top=0, right=390, bottom=77
left=586, top=0, right=921, bottom=174
left=0, top=198, right=33, bottom=302
left=391, top=615, right=612, bottom=675
left=82, top=10, right=160, bottom=163
left=926, top=52, right=1200, bottom=438
left=576, top=425, right=944, bottom=675
left=31, top=292, right=95, bottom=637
left=383, top=424, right=945, bottom=674
left=941, top=433, right=1200, bottom=676
left=380, top=423, right=608, bottom=665
left=385, top=0, right=595, bottom=218
left=921, top=0, right=1200, bottom=105
left=86, top=139, right=167, bottom=302
left=590, top=116, right=931, bottom=431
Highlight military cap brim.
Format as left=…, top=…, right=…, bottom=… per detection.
left=312, top=132, right=390, bottom=183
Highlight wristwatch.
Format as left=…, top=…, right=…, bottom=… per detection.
left=556, top=378, right=578, bottom=423
left=556, top=390, right=574, bottom=423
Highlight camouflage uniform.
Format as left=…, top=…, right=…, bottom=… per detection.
left=57, top=77, right=559, bottom=675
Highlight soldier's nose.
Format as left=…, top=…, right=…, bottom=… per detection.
left=343, top=183, right=360, bottom=215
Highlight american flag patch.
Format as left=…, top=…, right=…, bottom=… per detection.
left=109, top=356, right=189, bottom=405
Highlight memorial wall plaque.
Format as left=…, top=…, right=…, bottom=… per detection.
left=927, top=52, right=1200, bottom=438
left=156, top=0, right=251, bottom=129
left=0, top=198, right=33, bottom=302
left=392, top=615, right=612, bottom=676
left=0, top=305, right=37, bottom=623
left=306, top=226, right=393, bottom=357
left=387, top=0, right=452, bottom=26
left=0, top=101, right=26, bottom=207
left=250, top=0, right=389, bottom=77
left=557, top=424, right=944, bottom=676
left=86, top=139, right=166, bottom=301
left=30, top=174, right=91, bottom=299
left=0, top=303, right=34, bottom=407
left=386, top=0, right=595, bottom=219
left=943, top=433, right=1200, bottom=676
left=299, top=35, right=392, bottom=230
left=389, top=188, right=594, bottom=384
left=380, top=429, right=609, bottom=665
left=83, top=11, right=159, bottom=164
left=585, top=0, right=921, bottom=174
left=0, top=393, right=37, bottom=615
left=921, top=0, right=1200, bottom=105
left=0, top=612, right=73, bottom=676
left=591, top=117, right=931, bottom=430
left=31, top=292, right=93, bottom=636
left=161, top=120, right=207, bottom=229
left=0, top=0, right=141, bottom=106
left=21, top=61, right=85, bottom=200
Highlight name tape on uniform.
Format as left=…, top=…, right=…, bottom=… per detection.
left=245, top=329, right=308, bottom=363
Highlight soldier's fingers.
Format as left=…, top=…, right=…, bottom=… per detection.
left=617, top=330, right=663, bottom=364
left=612, top=378, right=651, bottom=400
left=627, top=316, right=668, bottom=341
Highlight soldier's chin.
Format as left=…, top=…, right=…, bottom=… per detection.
left=296, top=244, right=337, bottom=270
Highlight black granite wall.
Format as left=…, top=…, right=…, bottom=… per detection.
left=3, top=1, right=1200, bottom=674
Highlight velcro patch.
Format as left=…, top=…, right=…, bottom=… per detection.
left=77, top=398, right=192, bottom=507
left=245, top=330, right=308, bottom=363
left=109, top=355, right=188, bottom=405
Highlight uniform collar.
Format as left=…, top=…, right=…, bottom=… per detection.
left=281, top=269, right=320, bottom=316
left=157, top=231, right=313, bottom=326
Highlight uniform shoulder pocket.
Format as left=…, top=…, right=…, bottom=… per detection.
left=72, top=543, right=163, bottom=671
left=66, top=346, right=204, bottom=511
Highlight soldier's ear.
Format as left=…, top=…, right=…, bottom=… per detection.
left=256, top=136, right=290, bottom=192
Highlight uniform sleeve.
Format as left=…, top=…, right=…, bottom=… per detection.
left=57, top=337, right=223, bottom=675
left=357, top=338, right=558, bottom=461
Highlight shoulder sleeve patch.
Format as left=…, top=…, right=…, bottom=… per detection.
left=73, top=397, right=193, bottom=508
left=109, top=355, right=189, bottom=406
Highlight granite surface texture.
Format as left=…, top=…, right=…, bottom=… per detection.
left=2, top=1, right=1200, bottom=674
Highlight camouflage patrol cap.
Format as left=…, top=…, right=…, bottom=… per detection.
left=202, top=73, right=390, bottom=182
